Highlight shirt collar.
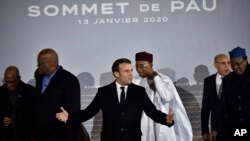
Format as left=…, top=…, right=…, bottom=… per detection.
left=216, top=73, right=223, bottom=79
left=115, top=81, right=128, bottom=90
left=216, top=73, right=223, bottom=84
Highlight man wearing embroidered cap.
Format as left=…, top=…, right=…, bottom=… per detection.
left=229, top=47, right=248, bottom=75
left=210, top=47, right=250, bottom=141
left=133, top=51, right=193, bottom=141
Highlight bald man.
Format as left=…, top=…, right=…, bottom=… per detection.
left=0, top=66, right=35, bottom=141
left=33, top=49, right=81, bottom=141
left=201, top=54, right=231, bottom=141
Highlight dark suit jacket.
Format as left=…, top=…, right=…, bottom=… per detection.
left=34, top=67, right=80, bottom=141
left=0, top=81, right=35, bottom=141
left=201, top=74, right=219, bottom=134
left=201, top=74, right=229, bottom=141
left=68, top=81, right=173, bottom=141
left=215, top=64, right=250, bottom=128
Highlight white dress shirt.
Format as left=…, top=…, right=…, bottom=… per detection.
left=216, top=73, right=223, bottom=95
left=115, top=81, right=128, bottom=102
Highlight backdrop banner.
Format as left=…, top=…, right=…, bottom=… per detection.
left=1, top=0, right=250, bottom=140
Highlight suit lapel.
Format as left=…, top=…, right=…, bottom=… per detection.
left=109, top=82, right=135, bottom=110
left=110, top=81, right=120, bottom=106
left=126, top=84, right=132, bottom=101
left=211, top=75, right=219, bottom=99
left=41, top=67, right=62, bottom=95
left=240, top=65, right=250, bottom=95
left=123, top=84, right=134, bottom=110
left=35, top=73, right=44, bottom=94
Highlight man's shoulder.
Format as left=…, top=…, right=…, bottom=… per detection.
left=204, top=74, right=216, bottom=82
left=22, top=81, right=35, bottom=90
left=0, top=85, right=5, bottom=93
left=158, top=73, right=174, bottom=82
left=57, top=67, right=78, bottom=80
left=223, top=72, right=234, bottom=82
left=59, top=67, right=75, bottom=76
left=129, top=83, right=145, bottom=91
left=97, top=81, right=115, bottom=91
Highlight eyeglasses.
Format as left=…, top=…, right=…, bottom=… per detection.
left=231, top=59, right=246, bottom=68
left=2, top=80, right=17, bottom=86
left=37, top=58, right=55, bottom=67
left=216, top=61, right=231, bottom=65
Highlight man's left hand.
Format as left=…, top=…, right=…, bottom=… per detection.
left=166, top=111, right=174, bottom=124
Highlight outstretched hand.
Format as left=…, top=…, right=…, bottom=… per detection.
left=56, top=107, right=69, bottom=123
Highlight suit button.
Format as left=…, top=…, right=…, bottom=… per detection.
left=238, top=107, right=242, bottom=111
left=121, top=112, right=125, bottom=116
left=238, top=96, right=241, bottom=99
left=121, top=128, right=124, bottom=132
left=240, top=118, right=243, bottom=122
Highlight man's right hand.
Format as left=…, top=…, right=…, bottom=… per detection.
left=56, top=107, right=69, bottom=123
left=3, top=117, right=12, bottom=126
left=202, top=133, right=209, bottom=141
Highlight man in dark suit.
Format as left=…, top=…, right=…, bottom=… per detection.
left=201, top=54, right=231, bottom=141
left=210, top=47, right=250, bottom=141
left=56, top=58, right=174, bottom=141
left=33, top=49, right=81, bottom=141
left=0, top=66, right=35, bottom=141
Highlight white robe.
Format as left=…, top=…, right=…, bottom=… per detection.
left=133, top=73, right=193, bottom=141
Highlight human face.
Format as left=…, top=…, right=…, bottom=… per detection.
left=4, top=70, right=19, bottom=91
left=214, top=55, right=231, bottom=76
left=37, top=54, right=56, bottom=75
left=115, top=63, right=133, bottom=86
left=231, top=57, right=248, bottom=75
left=135, top=61, right=153, bottom=78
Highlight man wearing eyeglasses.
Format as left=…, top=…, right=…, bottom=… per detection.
left=0, top=66, right=35, bottom=141
left=210, top=47, right=250, bottom=141
left=201, top=54, right=231, bottom=141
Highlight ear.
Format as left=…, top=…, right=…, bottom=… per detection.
left=114, top=71, right=120, bottom=78
left=214, top=62, right=217, bottom=69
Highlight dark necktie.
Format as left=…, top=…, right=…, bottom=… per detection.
left=120, top=87, right=125, bottom=108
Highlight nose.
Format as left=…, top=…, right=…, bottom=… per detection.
left=225, top=64, right=230, bottom=68
left=136, top=67, right=141, bottom=72
left=231, top=64, right=238, bottom=69
left=129, top=71, right=133, bottom=76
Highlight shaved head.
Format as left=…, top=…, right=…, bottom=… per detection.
left=37, top=48, right=59, bottom=75
left=4, top=66, right=20, bottom=91
left=38, top=48, right=58, bottom=64
left=5, top=66, right=19, bottom=77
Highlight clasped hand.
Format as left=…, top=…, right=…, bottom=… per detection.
left=166, top=111, right=174, bottom=124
